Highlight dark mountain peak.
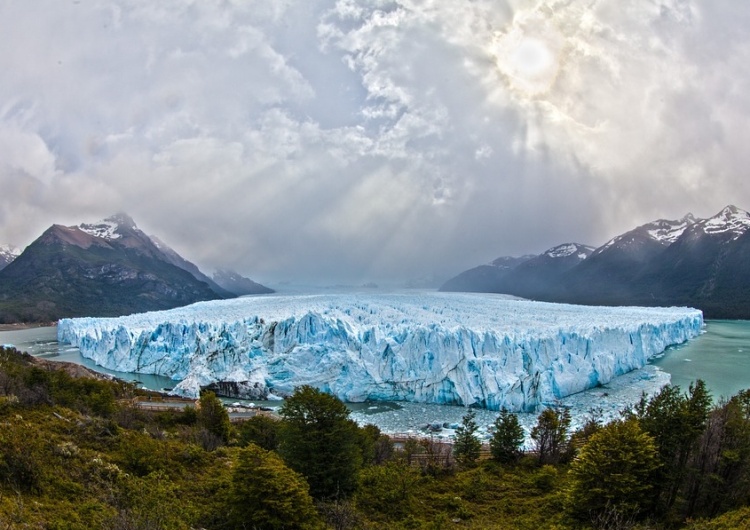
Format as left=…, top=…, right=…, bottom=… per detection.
left=542, top=243, right=595, bottom=260
left=592, top=213, right=696, bottom=258
left=38, top=224, right=111, bottom=250
left=0, top=214, right=230, bottom=322
left=490, top=254, right=535, bottom=269
left=212, top=269, right=274, bottom=296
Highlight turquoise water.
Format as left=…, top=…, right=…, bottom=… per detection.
left=650, top=320, right=750, bottom=401
left=0, top=326, right=177, bottom=391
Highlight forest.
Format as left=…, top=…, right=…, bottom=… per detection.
left=1, top=345, right=749, bottom=529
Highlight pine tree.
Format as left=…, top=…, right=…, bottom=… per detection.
left=490, top=408, right=525, bottom=463
left=453, top=409, right=482, bottom=467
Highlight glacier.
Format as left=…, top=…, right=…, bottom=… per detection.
left=57, top=292, right=703, bottom=411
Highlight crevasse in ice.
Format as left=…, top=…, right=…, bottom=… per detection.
left=57, top=292, right=703, bottom=411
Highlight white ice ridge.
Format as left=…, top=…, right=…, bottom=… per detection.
left=57, top=292, right=704, bottom=411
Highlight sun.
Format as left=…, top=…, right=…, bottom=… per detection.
left=491, top=10, right=564, bottom=97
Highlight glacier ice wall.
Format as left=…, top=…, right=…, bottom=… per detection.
left=57, top=292, right=703, bottom=411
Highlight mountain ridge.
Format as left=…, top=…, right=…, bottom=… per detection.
left=440, top=205, right=750, bottom=319
left=0, top=214, right=267, bottom=323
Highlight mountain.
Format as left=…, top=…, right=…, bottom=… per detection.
left=498, top=243, right=595, bottom=299
left=438, top=255, right=534, bottom=293
left=0, top=214, right=233, bottom=323
left=440, top=206, right=750, bottom=319
left=212, top=269, right=274, bottom=296
left=150, top=236, right=236, bottom=298
left=559, top=214, right=697, bottom=305
left=0, top=245, right=19, bottom=271
left=632, top=206, right=750, bottom=317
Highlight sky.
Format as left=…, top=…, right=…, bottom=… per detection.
left=1, top=0, right=749, bottom=286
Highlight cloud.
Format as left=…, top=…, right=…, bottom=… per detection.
left=1, top=0, right=749, bottom=284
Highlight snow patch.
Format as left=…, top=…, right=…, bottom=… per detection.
left=78, top=221, right=121, bottom=240
left=700, top=206, right=750, bottom=240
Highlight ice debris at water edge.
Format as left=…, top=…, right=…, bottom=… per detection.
left=57, top=292, right=703, bottom=411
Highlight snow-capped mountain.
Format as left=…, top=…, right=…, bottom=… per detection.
left=0, top=214, right=236, bottom=323
left=593, top=214, right=697, bottom=257
left=0, top=244, right=19, bottom=271
left=441, top=205, right=750, bottom=318
left=543, top=243, right=595, bottom=259
left=684, top=205, right=750, bottom=241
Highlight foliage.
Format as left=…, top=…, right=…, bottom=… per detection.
left=531, top=407, right=571, bottom=465
left=0, top=419, right=47, bottom=493
left=454, top=409, right=482, bottom=467
left=236, top=413, right=281, bottom=450
left=197, top=390, right=231, bottom=446
left=226, top=444, right=320, bottom=529
left=358, top=423, right=394, bottom=466
left=490, top=408, right=525, bottom=463
left=681, top=389, right=750, bottom=518
left=3, top=345, right=750, bottom=529
left=684, top=506, right=750, bottom=530
left=355, top=462, right=420, bottom=522
left=567, top=419, right=661, bottom=523
left=278, top=385, right=363, bottom=500
left=635, top=380, right=712, bottom=515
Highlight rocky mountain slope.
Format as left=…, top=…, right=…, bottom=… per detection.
left=212, top=269, right=274, bottom=296
left=440, top=206, right=750, bottom=319
left=0, top=214, right=239, bottom=323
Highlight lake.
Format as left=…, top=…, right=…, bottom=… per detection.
left=651, top=320, right=750, bottom=401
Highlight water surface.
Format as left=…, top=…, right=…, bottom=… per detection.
left=650, top=320, right=750, bottom=400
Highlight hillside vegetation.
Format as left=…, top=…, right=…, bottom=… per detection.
left=1, top=346, right=750, bottom=529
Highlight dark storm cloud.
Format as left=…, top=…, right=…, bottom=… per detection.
left=1, top=0, right=749, bottom=285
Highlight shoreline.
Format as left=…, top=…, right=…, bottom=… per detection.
left=0, top=322, right=55, bottom=332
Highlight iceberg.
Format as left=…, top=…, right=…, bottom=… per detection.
left=57, top=292, right=703, bottom=411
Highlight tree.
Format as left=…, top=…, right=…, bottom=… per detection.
left=531, top=407, right=570, bottom=465
left=636, top=380, right=712, bottom=512
left=453, top=410, right=482, bottom=467
left=197, top=391, right=231, bottom=446
left=684, top=389, right=750, bottom=518
left=358, top=423, right=394, bottom=466
left=567, top=419, right=661, bottom=524
left=236, top=414, right=280, bottom=451
left=278, top=386, right=362, bottom=500
left=227, top=444, right=320, bottom=529
left=490, top=408, right=525, bottom=463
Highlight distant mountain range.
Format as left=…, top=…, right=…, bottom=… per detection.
left=440, top=205, right=750, bottom=319
left=212, top=269, right=274, bottom=296
left=0, top=245, right=19, bottom=272
left=0, top=214, right=272, bottom=323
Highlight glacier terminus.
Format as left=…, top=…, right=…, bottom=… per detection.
left=57, top=292, right=703, bottom=411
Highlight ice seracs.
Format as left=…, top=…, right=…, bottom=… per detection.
left=57, top=292, right=703, bottom=411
